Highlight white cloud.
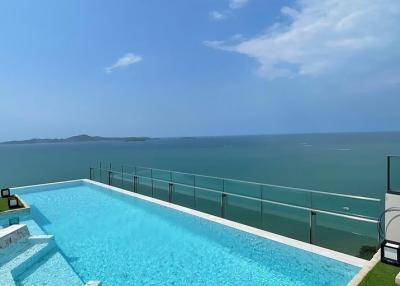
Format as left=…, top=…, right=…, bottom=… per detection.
left=209, top=0, right=249, bottom=21
left=229, top=0, right=249, bottom=10
left=205, top=0, right=400, bottom=79
left=209, top=10, right=227, bottom=21
left=105, top=53, right=142, bottom=74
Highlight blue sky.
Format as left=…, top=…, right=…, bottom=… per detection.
left=1, top=0, right=399, bottom=140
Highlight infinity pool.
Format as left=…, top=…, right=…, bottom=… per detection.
left=12, top=181, right=359, bottom=285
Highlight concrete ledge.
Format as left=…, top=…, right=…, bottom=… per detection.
left=0, top=224, right=30, bottom=249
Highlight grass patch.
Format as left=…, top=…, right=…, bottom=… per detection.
left=0, top=196, right=24, bottom=212
left=359, top=262, right=400, bottom=286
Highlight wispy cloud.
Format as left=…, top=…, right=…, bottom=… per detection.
left=205, top=0, right=400, bottom=80
left=105, top=53, right=142, bottom=74
left=229, top=0, right=249, bottom=10
left=209, top=0, right=249, bottom=21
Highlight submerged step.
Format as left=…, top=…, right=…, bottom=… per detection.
left=14, top=248, right=84, bottom=286
left=0, top=235, right=54, bottom=286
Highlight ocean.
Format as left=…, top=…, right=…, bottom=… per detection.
left=1, top=132, right=400, bottom=199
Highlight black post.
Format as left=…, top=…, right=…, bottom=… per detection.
left=133, top=176, right=138, bottom=193
left=221, top=193, right=227, bottom=218
left=168, top=183, right=173, bottom=203
left=151, top=169, right=154, bottom=197
left=193, top=176, right=196, bottom=210
left=387, top=156, right=391, bottom=192
left=260, top=185, right=263, bottom=227
left=89, top=167, right=92, bottom=180
left=108, top=171, right=111, bottom=185
left=121, top=165, right=124, bottom=188
left=309, top=211, right=316, bottom=244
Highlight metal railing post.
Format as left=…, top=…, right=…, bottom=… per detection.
left=309, top=211, right=316, bottom=244
left=108, top=171, right=112, bottom=185
left=387, top=156, right=391, bottom=192
left=221, top=193, right=227, bottom=218
left=121, top=165, right=124, bottom=188
left=151, top=168, right=154, bottom=197
left=193, top=175, right=196, bottom=209
left=89, top=167, right=92, bottom=180
left=260, top=185, right=263, bottom=227
left=133, top=176, right=138, bottom=193
left=168, top=183, right=173, bottom=203
left=220, top=179, right=226, bottom=218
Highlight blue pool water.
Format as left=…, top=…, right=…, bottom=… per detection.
left=14, top=181, right=359, bottom=286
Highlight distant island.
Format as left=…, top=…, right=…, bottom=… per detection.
left=1, top=134, right=151, bottom=145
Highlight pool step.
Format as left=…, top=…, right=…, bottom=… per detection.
left=0, top=235, right=54, bottom=286
left=0, top=224, right=30, bottom=249
left=14, top=248, right=85, bottom=286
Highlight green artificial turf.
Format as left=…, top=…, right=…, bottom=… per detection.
left=359, top=262, right=400, bottom=286
left=0, top=196, right=23, bottom=212
left=0, top=197, right=9, bottom=212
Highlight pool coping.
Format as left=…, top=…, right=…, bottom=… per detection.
left=13, top=179, right=368, bottom=268
left=346, top=249, right=381, bottom=286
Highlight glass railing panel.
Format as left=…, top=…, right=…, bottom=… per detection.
left=262, top=203, right=309, bottom=243
left=172, top=172, right=195, bottom=186
left=224, top=195, right=262, bottom=228
left=98, top=169, right=110, bottom=185
left=135, top=166, right=152, bottom=178
left=122, top=165, right=135, bottom=174
left=109, top=172, right=123, bottom=189
left=312, top=193, right=381, bottom=219
left=389, top=156, right=400, bottom=193
left=194, top=176, right=223, bottom=192
left=224, top=180, right=260, bottom=198
left=152, top=169, right=171, bottom=181
left=119, top=173, right=134, bottom=192
left=313, top=213, right=378, bottom=259
left=137, top=177, right=153, bottom=197
left=194, top=187, right=220, bottom=217
left=153, top=180, right=169, bottom=201
left=262, top=185, right=311, bottom=208
left=172, top=184, right=195, bottom=209
left=89, top=168, right=101, bottom=182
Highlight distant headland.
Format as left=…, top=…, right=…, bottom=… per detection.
left=1, top=134, right=151, bottom=145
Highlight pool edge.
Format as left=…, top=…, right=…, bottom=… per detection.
left=85, top=179, right=368, bottom=268
left=14, top=179, right=368, bottom=268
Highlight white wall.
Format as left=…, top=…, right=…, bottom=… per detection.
left=385, top=193, right=400, bottom=242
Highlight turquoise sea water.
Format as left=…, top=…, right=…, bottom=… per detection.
left=15, top=182, right=359, bottom=286
left=1, top=132, right=400, bottom=198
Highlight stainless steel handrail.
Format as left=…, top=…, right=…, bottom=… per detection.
left=121, top=164, right=381, bottom=202
left=90, top=166, right=379, bottom=223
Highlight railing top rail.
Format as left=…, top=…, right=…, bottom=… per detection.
left=91, top=166, right=380, bottom=222
left=119, top=164, right=381, bottom=202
